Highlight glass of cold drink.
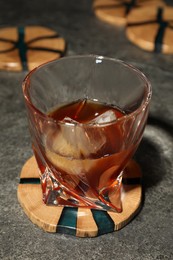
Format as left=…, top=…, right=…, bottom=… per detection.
left=23, top=55, right=151, bottom=212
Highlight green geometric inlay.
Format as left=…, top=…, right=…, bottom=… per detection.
left=57, top=207, right=78, bottom=236
left=91, top=209, right=115, bottom=236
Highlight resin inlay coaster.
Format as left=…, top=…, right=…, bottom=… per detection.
left=0, top=26, right=66, bottom=71
left=18, top=156, right=142, bottom=237
left=93, top=0, right=165, bottom=26
left=126, top=6, right=173, bottom=53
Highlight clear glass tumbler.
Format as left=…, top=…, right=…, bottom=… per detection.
left=23, top=55, right=151, bottom=212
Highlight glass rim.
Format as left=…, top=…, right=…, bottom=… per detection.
left=22, top=54, right=152, bottom=126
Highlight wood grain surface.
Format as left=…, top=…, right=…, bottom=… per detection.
left=126, top=6, right=173, bottom=53
left=0, top=26, right=66, bottom=71
left=93, top=0, right=165, bottom=26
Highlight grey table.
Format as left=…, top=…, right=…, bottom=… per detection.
left=0, top=1, right=173, bottom=259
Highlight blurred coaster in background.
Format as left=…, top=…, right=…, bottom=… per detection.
left=0, top=26, right=66, bottom=71
left=93, top=0, right=165, bottom=26
left=126, top=6, right=173, bottom=54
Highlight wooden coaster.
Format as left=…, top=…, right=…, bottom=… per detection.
left=0, top=26, right=66, bottom=71
left=126, top=6, right=173, bottom=54
left=17, top=156, right=142, bottom=237
left=93, top=0, right=165, bottom=26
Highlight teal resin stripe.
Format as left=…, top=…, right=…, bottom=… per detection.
left=56, top=207, right=78, bottom=236
left=20, top=178, right=40, bottom=184
left=91, top=209, right=115, bottom=236
left=154, top=7, right=167, bottom=53
left=15, top=27, right=28, bottom=71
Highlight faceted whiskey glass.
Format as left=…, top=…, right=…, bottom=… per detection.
left=23, top=55, right=151, bottom=212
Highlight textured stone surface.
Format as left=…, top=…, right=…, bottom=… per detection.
left=0, top=0, right=173, bottom=259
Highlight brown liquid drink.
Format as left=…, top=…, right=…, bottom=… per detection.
left=35, top=99, right=137, bottom=212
